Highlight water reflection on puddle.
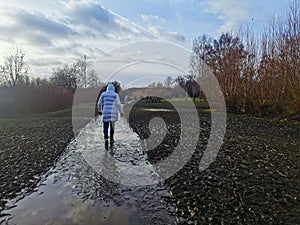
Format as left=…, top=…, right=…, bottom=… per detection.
left=2, top=118, right=176, bottom=225
left=142, top=108, right=173, bottom=112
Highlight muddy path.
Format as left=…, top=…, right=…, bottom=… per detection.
left=1, top=117, right=177, bottom=225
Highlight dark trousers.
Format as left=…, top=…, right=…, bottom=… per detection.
left=103, top=121, right=115, bottom=140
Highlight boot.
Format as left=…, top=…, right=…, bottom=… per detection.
left=104, top=136, right=109, bottom=146
left=110, top=136, right=114, bottom=144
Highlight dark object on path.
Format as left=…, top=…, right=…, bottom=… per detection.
left=143, top=96, right=162, bottom=103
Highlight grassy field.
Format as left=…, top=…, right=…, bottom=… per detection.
left=132, top=98, right=300, bottom=123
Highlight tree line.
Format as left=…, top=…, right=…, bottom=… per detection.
left=191, top=0, right=300, bottom=118
left=0, top=50, right=102, bottom=114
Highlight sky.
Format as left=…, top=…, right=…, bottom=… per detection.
left=0, top=0, right=292, bottom=85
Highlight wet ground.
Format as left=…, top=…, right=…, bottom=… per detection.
left=127, top=102, right=300, bottom=225
left=0, top=113, right=74, bottom=212
left=1, top=101, right=300, bottom=224
left=1, top=117, right=177, bottom=225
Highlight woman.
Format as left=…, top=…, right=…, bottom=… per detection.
left=97, top=83, right=124, bottom=145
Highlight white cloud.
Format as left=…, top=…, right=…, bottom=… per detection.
left=62, top=0, right=140, bottom=37
left=0, top=0, right=187, bottom=77
left=204, top=0, right=249, bottom=34
left=140, top=14, right=166, bottom=24
left=138, top=13, right=185, bottom=43
left=148, top=27, right=186, bottom=43
left=0, top=6, right=76, bottom=46
left=28, top=58, right=63, bottom=67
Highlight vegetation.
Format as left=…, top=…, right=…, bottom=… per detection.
left=0, top=51, right=103, bottom=115
left=191, top=1, right=300, bottom=118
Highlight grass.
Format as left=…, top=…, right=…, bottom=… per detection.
left=46, top=107, right=72, bottom=117
left=133, top=98, right=299, bottom=124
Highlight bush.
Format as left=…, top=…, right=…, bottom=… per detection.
left=0, top=85, right=74, bottom=114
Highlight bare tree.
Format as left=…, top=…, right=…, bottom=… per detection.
left=253, top=0, right=300, bottom=117
left=0, top=65, right=5, bottom=86
left=76, top=55, right=90, bottom=88
left=280, top=0, right=300, bottom=115
left=239, top=26, right=259, bottom=115
left=174, top=74, right=200, bottom=100
left=1, top=48, right=28, bottom=86
left=50, top=64, right=77, bottom=90
left=192, top=33, right=247, bottom=112
left=164, top=76, right=174, bottom=88
left=87, top=69, right=100, bottom=88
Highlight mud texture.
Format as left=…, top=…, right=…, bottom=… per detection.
left=125, top=101, right=300, bottom=224
left=0, top=112, right=74, bottom=213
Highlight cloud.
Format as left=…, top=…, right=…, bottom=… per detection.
left=0, top=0, right=187, bottom=77
left=149, top=27, right=186, bottom=42
left=61, top=0, right=152, bottom=40
left=28, top=58, right=63, bottom=67
left=0, top=1, right=155, bottom=53
left=138, top=13, right=186, bottom=43
left=0, top=6, right=78, bottom=49
left=203, top=0, right=249, bottom=33
left=140, top=14, right=166, bottom=24
left=16, top=10, right=76, bottom=37
left=62, top=0, right=119, bottom=32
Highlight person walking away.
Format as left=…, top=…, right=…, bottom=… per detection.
left=97, top=83, right=124, bottom=145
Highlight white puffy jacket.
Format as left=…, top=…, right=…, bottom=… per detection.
left=97, top=83, right=124, bottom=122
